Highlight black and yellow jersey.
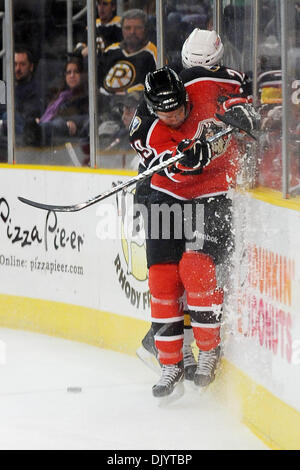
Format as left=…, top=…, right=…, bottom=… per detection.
left=95, top=16, right=122, bottom=54
left=74, top=15, right=122, bottom=56
left=98, top=41, right=157, bottom=94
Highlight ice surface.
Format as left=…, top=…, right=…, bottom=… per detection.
left=0, top=328, right=268, bottom=450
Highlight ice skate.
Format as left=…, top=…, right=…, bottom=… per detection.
left=152, top=361, right=184, bottom=404
left=137, top=328, right=197, bottom=380
left=136, top=328, right=161, bottom=375
left=194, top=346, right=221, bottom=388
left=183, top=344, right=197, bottom=381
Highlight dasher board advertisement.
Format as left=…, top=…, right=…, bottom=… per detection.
left=226, top=191, right=300, bottom=412
left=0, top=168, right=150, bottom=321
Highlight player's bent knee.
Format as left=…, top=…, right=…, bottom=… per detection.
left=149, top=263, right=184, bottom=318
left=179, top=251, right=217, bottom=293
left=149, top=263, right=184, bottom=299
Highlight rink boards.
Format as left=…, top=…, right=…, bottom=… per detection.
left=0, top=164, right=299, bottom=450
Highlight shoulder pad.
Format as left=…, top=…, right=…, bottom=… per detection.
left=180, top=65, right=246, bottom=84
left=104, top=42, right=121, bottom=53
left=129, top=114, right=143, bottom=137
left=129, top=101, right=155, bottom=138
left=144, top=41, right=158, bottom=59
left=180, top=66, right=212, bottom=82
left=109, top=15, right=122, bottom=26
left=136, top=100, right=151, bottom=117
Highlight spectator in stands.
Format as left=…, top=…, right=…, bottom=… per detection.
left=14, top=48, right=44, bottom=121
left=80, top=90, right=142, bottom=166
left=24, top=57, right=89, bottom=147
left=0, top=48, right=44, bottom=145
left=74, top=0, right=122, bottom=58
left=101, top=90, right=143, bottom=152
left=98, top=9, right=157, bottom=97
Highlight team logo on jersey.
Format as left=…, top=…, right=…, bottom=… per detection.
left=104, top=60, right=136, bottom=93
left=201, top=119, right=231, bottom=157
left=129, top=116, right=141, bottom=136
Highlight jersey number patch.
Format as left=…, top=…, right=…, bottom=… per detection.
left=131, top=139, right=154, bottom=160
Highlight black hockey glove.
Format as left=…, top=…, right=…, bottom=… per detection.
left=216, top=103, right=260, bottom=138
left=176, top=138, right=212, bottom=170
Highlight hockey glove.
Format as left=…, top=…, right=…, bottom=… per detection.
left=176, top=138, right=212, bottom=171
left=216, top=102, right=260, bottom=139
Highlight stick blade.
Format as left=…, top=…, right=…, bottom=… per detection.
left=18, top=196, right=84, bottom=212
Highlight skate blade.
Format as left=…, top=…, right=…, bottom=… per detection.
left=157, top=382, right=185, bottom=407
left=136, top=346, right=161, bottom=375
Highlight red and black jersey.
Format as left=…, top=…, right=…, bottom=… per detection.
left=129, top=65, right=252, bottom=200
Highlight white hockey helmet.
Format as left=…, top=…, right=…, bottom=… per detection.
left=181, top=28, right=224, bottom=68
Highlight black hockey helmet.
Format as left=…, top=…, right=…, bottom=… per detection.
left=144, top=66, right=187, bottom=114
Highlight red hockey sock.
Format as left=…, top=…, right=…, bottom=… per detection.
left=179, top=251, right=223, bottom=351
left=149, top=263, right=185, bottom=364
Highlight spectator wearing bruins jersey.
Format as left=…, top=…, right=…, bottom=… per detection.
left=74, top=0, right=122, bottom=58
left=98, top=9, right=157, bottom=96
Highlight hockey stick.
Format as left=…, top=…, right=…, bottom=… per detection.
left=18, top=125, right=234, bottom=213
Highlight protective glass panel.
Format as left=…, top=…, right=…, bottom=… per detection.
left=0, top=8, right=7, bottom=163
left=287, top=0, right=300, bottom=197
left=256, top=0, right=283, bottom=191
left=95, top=1, right=156, bottom=170
left=221, top=0, right=253, bottom=74
left=3, top=1, right=157, bottom=169
left=220, top=1, right=257, bottom=189
left=0, top=78, right=6, bottom=164
left=163, top=0, right=213, bottom=73
left=8, top=1, right=89, bottom=166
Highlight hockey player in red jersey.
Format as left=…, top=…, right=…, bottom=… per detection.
left=130, top=30, right=259, bottom=399
left=136, top=29, right=227, bottom=381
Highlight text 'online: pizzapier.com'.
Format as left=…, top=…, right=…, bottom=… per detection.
left=0, top=253, right=84, bottom=276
